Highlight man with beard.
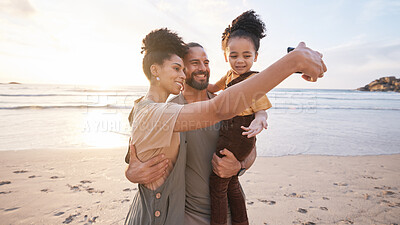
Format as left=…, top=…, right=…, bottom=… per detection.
left=126, top=43, right=258, bottom=224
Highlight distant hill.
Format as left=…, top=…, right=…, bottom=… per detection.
left=357, top=76, right=400, bottom=93
left=8, top=82, right=22, bottom=84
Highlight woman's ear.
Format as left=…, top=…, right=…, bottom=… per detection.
left=150, top=64, right=158, bottom=77
left=254, top=52, right=258, bottom=62
left=224, top=52, right=228, bottom=62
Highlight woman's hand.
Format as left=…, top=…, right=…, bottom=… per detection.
left=292, top=42, right=327, bottom=82
left=125, top=140, right=169, bottom=185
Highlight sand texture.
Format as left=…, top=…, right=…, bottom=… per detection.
left=0, top=148, right=399, bottom=225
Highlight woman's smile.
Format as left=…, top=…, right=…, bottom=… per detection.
left=175, top=81, right=184, bottom=91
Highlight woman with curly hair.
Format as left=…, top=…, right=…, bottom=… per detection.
left=124, top=27, right=326, bottom=225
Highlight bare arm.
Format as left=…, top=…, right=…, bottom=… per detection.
left=241, top=110, right=268, bottom=138
left=212, top=146, right=257, bottom=178
left=174, top=42, right=326, bottom=132
left=254, top=110, right=268, bottom=122
left=207, top=83, right=222, bottom=93
left=125, top=141, right=169, bottom=184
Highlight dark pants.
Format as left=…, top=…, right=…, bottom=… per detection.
left=210, top=114, right=255, bottom=225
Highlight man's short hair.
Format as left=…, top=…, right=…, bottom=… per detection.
left=187, top=42, right=203, bottom=49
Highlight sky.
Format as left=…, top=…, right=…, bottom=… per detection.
left=0, top=0, right=399, bottom=89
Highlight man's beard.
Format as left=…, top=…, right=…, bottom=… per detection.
left=185, top=71, right=210, bottom=90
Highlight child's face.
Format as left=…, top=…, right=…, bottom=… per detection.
left=225, top=37, right=258, bottom=75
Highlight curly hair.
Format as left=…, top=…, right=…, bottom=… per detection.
left=221, top=10, right=266, bottom=52
left=141, top=28, right=187, bottom=80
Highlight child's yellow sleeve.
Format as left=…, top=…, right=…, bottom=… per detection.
left=215, top=74, right=228, bottom=90
left=251, top=95, right=272, bottom=112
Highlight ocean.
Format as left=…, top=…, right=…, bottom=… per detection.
left=1, top=83, right=399, bottom=156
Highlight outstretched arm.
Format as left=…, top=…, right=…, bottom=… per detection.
left=174, top=42, right=326, bottom=132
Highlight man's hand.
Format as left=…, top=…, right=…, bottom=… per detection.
left=125, top=141, right=169, bottom=185
left=212, top=149, right=241, bottom=178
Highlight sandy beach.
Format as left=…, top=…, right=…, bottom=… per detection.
left=0, top=148, right=399, bottom=225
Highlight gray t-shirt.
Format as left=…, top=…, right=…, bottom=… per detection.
left=169, top=92, right=220, bottom=219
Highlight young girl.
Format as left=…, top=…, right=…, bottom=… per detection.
left=208, top=10, right=271, bottom=225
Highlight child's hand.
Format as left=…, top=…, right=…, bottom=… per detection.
left=241, top=117, right=268, bottom=138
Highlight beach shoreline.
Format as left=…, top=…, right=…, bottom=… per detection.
left=1, top=148, right=399, bottom=224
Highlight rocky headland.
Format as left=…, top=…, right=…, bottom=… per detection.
left=357, top=76, right=400, bottom=92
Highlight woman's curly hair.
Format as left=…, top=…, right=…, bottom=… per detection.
left=221, top=10, right=266, bottom=52
left=142, top=28, right=187, bottom=80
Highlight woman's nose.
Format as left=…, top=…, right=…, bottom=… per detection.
left=180, top=70, right=186, bottom=79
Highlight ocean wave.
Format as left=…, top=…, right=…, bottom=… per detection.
left=0, top=104, right=132, bottom=110
left=67, top=89, right=131, bottom=93
left=268, top=95, right=400, bottom=101
left=0, top=94, right=142, bottom=97
left=1, top=104, right=400, bottom=111
left=0, top=94, right=74, bottom=97
left=271, top=106, right=400, bottom=111
left=67, top=87, right=148, bottom=93
left=316, top=97, right=400, bottom=101
left=3, top=94, right=399, bottom=102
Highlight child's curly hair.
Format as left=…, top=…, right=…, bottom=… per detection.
left=142, top=28, right=187, bottom=80
left=221, top=10, right=266, bottom=52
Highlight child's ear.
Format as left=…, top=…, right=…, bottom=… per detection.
left=224, top=52, right=228, bottom=62
left=254, top=52, right=258, bottom=62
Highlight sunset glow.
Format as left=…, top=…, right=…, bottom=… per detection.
left=1, top=0, right=400, bottom=89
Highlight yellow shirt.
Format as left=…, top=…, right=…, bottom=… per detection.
left=215, top=70, right=272, bottom=116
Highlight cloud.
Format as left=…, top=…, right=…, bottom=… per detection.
left=326, top=39, right=400, bottom=67
left=322, top=39, right=400, bottom=88
left=359, top=0, right=400, bottom=22
left=0, top=1, right=41, bottom=57
left=0, top=0, right=35, bottom=16
left=139, top=0, right=243, bottom=47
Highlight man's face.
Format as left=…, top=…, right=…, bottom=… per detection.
left=183, top=46, right=210, bottom=90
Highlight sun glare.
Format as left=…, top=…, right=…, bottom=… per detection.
left=81, top=110, right=130, bottom=148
